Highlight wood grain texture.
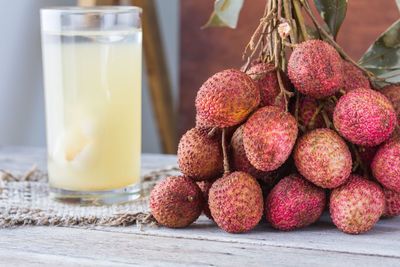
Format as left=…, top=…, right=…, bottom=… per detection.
left=1, top=226, right=400, bottom=267
left=179, top=1, right=400, bottom=136
left=1, top=147, right=400, bottom=265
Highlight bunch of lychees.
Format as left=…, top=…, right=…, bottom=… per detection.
left=149, top=0, right=400, bottom=235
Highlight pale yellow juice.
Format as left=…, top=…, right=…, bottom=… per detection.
left=42, top=30, right=142, bottom=191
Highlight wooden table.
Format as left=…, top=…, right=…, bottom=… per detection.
left=1, top=147, right=400, bottom=266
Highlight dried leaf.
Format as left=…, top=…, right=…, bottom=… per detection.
left=202, top=0, right=244, bottom=29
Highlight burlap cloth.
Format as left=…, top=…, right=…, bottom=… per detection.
left=0, top=166, right=179, bottom=228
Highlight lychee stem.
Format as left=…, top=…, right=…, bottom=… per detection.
left=350, top=143, right=369, bottom=177
left=282, top=0, right=298, bottom=44
left=208, top=127, right=218, bottom=137
left=242, top=6, right=276, bottom=72
left=309, top=101, right=325, bottom=129
left=292, top=0, right=309, bottom=41
left=221, top=128, right=231, bottom=175
left=321, top=110, right=332, bottom=129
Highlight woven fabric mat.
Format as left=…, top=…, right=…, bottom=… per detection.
left=0, top=166, right=179, bottom=228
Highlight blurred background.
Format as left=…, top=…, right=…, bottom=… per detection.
left=0, top=0, right=398, bottom=153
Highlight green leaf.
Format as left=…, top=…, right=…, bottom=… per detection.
left=202, top=0, right=244, bottom=29
left=396, top=0, right=400, bottom=13
left=359, top=19, right=400, bottom=74
left=313, top=0, right=348, bottom=39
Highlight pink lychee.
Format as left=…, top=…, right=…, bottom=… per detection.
left=371, top=130, right=400, bottom=193
left=288, top=40, right=344, bottom=99
left=330, top=174, right=385, bottom=234
left=380, top=84, right=400, bottom=123
left=341, top=61, right=370, bottom=93
left=382, top=187, right=400, bottom=218
left=243, top=106, right=298, bottom=172
left=333, top=88, right=396, bottom=146
left=265, top=174, right=326, bottom=231
left=293, top=128, right=352, bottom=189
left=246, top=62, right=291, bottom=108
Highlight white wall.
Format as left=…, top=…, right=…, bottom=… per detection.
left=0, top=0, right=179, bottom=153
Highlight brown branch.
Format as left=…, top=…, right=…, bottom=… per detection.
left=242, top=9, right=276, bottom=72
left=283, top=41, right=297, bottom=48
left=321, top=110, right=332, bottom=129
left=350, top=143, right=369, bottom=177
left=277, top=0, right=283, bottom=19
left=309, top=101, right=325, bottom=129
left=282, top=0, right=297, bottom=44
left=221, top=128, right=230, bottom=175
left=292, top=0, right=309, bottom=41
left=208, top=127, right=218, bottom=137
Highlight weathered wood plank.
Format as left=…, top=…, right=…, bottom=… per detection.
left=0, top=227, right=399, bottom=267
left=0, top=249, right=133, bottom=267
left=88, top=212, right=400, bottom=260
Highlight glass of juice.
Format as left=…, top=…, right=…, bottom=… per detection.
left=40, top=7, right=142, bottom=204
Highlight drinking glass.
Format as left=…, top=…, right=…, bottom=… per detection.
left=40, top=7, right=142, bottom=204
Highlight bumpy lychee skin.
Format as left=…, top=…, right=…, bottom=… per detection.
left=334, top=88, right=396, bottom=146
left=243, top=106, right=298, bottom=172
left=288, top=40, right=343, bottom=98
left=196, top=180, right=215, bottom=220
left=178, top=128, right=223, bottom=181
left=293, top=128, right=352, bottom=188
left=265, top=174, right=326, bottom=231
left=230, top=125, right=279, bottom=189
left=342, top=61, right=370, bottom=93
left=371, top=131, right=400, bottom=193
left=330, top=175, right=385, bottom=234
left=195, top=69, right=260, bottom=128
left=382, top=187, right=400, bottom=218
left=381, top=84, right=400, bottom=122
left=246, top=62, right=290, bottom=108
left=149, top=176, right=203, bottom=228
left=209, top=172, right=263, bottom=233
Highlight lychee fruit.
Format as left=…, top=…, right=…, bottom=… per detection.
left=230, top=124, right=279, bottom=189
left=293, top=128, right=352, bottom=188
left=288, top=40, right=344, bottom=99
left=243, top=106, right=298, bottom=172
left=265, top=174, right=326, bottom=231
left=195, top=69, right=260, bottom=127
left=330, top=174, right=385, bottom=234
left=333, top=88, right=396, bottom=146
left=341, top=61, right=370, bottom=93
left=196, top=180, right=215, bottom=220
left=371, top=130, right=400, bottom=193
left=246, top=62, right=290, bottom=108
left=209, top=172, right=263, bottom=233
left=149, top=176, right=203, bottom=228
left=382, top=187, right=400, bottom=218
left=380, top=84, right=400, bottom=123
left=178, top=127, right=223, bottom=181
